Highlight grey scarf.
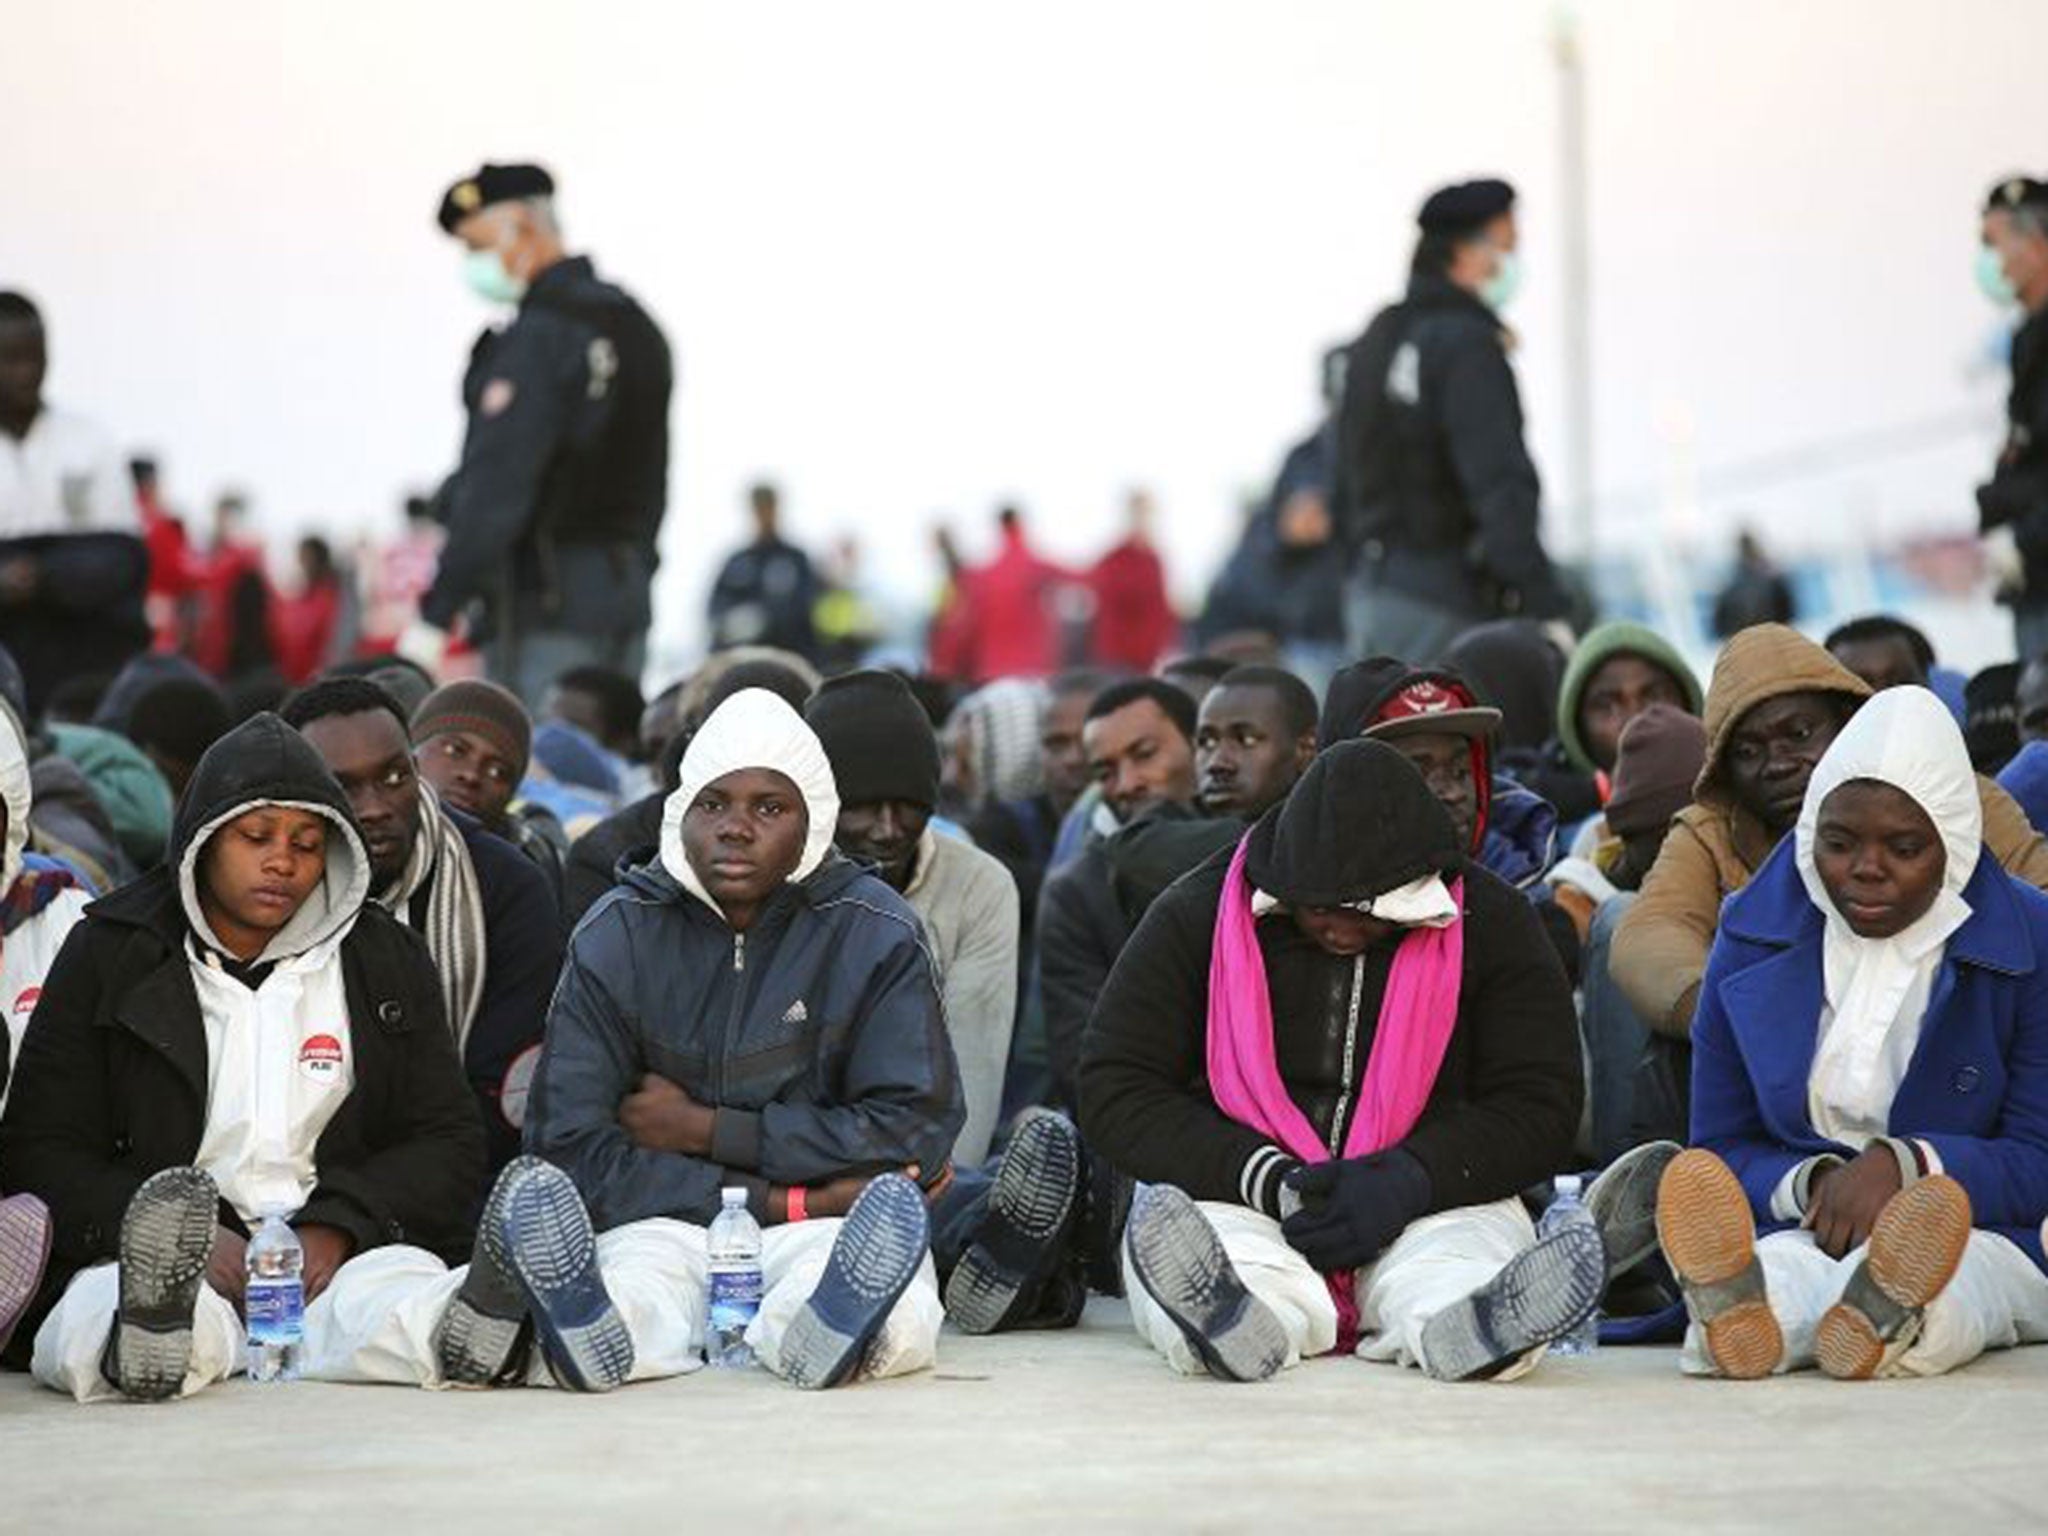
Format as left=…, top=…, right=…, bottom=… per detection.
left=375, top=784, right=486, bottom=1048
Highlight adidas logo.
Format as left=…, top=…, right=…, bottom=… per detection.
left=781, top=999, right=809, bottom=1026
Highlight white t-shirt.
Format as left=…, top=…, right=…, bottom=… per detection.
left=0, top=407, right=137, bottom=539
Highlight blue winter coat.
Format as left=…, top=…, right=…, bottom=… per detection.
left=1691, top=836, right=2048, bottom=1271
left=524, top=850, right=963, bottom=1232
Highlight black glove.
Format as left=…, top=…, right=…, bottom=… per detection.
left=1280, top=1148, right=1432, bottom=1272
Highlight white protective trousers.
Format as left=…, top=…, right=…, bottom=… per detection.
left=1679, top=1227, right=2048, bottom=1379
left=33, top=1215, right=941, bottom=1401
left=1124, top=1196, right=1539, bottom=1379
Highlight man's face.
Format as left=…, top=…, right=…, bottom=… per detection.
left=835, top=799, right=931, bottom=890
left=456, top=204, right=543, bottom=282
left=1040, top=688, right=1094, bottom=815
left=1579, top=654, right=1688, bottom=773
left=1985, top=208, right=2048, bottom=308
left=1388, top=731, right=1480, bottom=850
left=415, top=729, right=519, bottom=828
left=0, top=319, right=47, bottom=427
left=1084, top=700, right=1195, bottom=825
left=1830, top=636, right=1925, bottom=694
left=298, top=711, right=422, bottom=887
left=1195, top=685, right=1309, bottom=822
left=1723, top=691, right=1847, bottom=836
left=197, top=806, right=329, bottom=957
left=2019, top=660, right=2048, bottom=744
left=680, top=767, right=808, bottom=926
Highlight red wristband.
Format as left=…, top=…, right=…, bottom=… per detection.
left=786, top=1185, right=807, bottom=1223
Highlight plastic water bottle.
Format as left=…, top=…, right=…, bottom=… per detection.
left=1538, top=1175, right=1599, bottom=1356
left=706, top=1187, right=764, bottom=1369
left=245, top=1212, right=305, bottom=1382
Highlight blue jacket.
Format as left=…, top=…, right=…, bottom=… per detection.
left=1479, top=776, right=1558, bottom=891
left=1691, top=837, right=2048, bottom=1270
left=524, top=851, right=963, bottom=1232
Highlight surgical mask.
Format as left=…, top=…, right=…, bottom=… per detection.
left=1480, top=249, right=1523, bottom=311
left=462, top=247, right=528, bottom=306
left=1977, top=244, right=2018, bottom=307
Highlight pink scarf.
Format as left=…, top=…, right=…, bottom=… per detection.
left=1205, top=836, right=1463, bottom=1350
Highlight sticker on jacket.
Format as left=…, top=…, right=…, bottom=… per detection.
left=299, top=1033, right=345, bottom=1086
left=12, top=986, right=39, bottom=1017
left=500, top=1044, right=541, bottom=1130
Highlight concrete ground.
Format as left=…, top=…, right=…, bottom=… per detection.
left=3, top=1298, right=2046, bottom=1534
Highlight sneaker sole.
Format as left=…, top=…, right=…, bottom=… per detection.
left=1585, top=1141, right=1682, bottom=1281
left=944, top=1111, right=1083, bottom=1334
left=1657, top=1148, right=1781, bottom=1379
left=502, top=1165, right=633, bottom=1394
left=434, top=1157, right=548, bottom=1386
left=114, top=1168, right=218, bottom=1402
left=1816, top=1175, right=1972, bottom=1381
left=1419, top=1223, right=1607, bottom=1382
left=0, top=1194, right=53, bottom=1355
left=1126, top=1185, right=1287, bottom=1384
left=781, top=1174, right=929, bottom=1390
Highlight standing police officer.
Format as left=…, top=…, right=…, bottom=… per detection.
left=1977, top=175, right=2048, bottom=661
left=1333, top=178, right=1566, bottom=661
left=412, top=163, right=673, bottom=705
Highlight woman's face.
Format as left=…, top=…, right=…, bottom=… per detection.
left=1292, top=905, right=1397, bottom=957
left=1812, top=779, right=1945, bottom=940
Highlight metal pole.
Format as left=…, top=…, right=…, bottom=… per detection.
left=1553, top=4, right=1595, bottom=555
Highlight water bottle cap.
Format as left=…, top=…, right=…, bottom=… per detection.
left=1556, top=1174, right=1582, bottom=1198
left=721, top=1186, right=747, bottom=1205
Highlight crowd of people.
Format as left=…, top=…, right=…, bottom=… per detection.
left=0, top=163, right=2045, bottom=1405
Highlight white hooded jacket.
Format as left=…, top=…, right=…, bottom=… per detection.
left=0, top=707, right=90, bottom=1099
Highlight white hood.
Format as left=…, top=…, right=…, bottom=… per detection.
left=0, top=704, right=30, bottom=894
left=659, top=688, right=841, bottom=914
left=1793, top=685, right=1981, bottom=1145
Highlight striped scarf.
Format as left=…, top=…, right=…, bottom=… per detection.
left=376, top=785, right=487, bottom=1049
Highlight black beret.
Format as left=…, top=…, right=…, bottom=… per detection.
left=437, top=163, right=556, bottom=234
left=1986, top=175, right=2048, bottom=215
left=1417, top=178, right=1516, bottom=237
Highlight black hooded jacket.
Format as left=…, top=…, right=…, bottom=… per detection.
left=0, top=714, right=482, bottom=1353
left=1079, top=742, right=1580, bottom=1219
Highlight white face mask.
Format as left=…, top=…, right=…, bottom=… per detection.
left=461, top=245, right=527, bottom=306
left=1480, top=248, right=1523, bottom=311
left=1977, top=244, right=2018, bottom=308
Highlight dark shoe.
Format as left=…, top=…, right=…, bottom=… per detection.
left=432, top=1157, right=546, bottom=1386
left=1419, top=1221, right=1607, bottom=1381
left=780, top=1173, right=930, bottom=1390
left=0, top=1193, right=53, bottom=1356
left=944, top=1109, right=1085, bottom=1334
left=1586, top=1140, right=1683, bottom=1282
left=1125, top=1184, right=1287, bottom=1383
left=104, top=1168, right=218, bottom=1402
left=1817, top=1175, right=1972, bottom=1381
left=1078, top=1154, right=1133, bottom=1298
left=1656, top=1147, right=1781, bottom=1379
left=496, top=1159, right=632, bottom=1393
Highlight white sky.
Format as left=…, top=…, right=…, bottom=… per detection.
left=8, top=0, right=2043, bottom=665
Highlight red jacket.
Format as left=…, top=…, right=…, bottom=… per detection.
left=1087, top=538, right=1176, bottom=671
left=940, top=528, right=1071, bottom=682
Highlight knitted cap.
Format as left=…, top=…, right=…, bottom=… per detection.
left=1603, top=705, right=1709, bottom=839
left=805, top=670, right=941, bottom=811
left=411, top=679, right=533, bottom=779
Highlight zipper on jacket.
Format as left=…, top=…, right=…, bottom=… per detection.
left=714, top=931, right=746, bottom=1102
left=1326, top=953, right=1366, bottom=1156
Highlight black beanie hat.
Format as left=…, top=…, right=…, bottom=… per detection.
left=1244, top=739, right=1462, bottom=909
left=805, top=670, right=941, bottom=811
left=1965, top=662, right=2021, bottom=776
